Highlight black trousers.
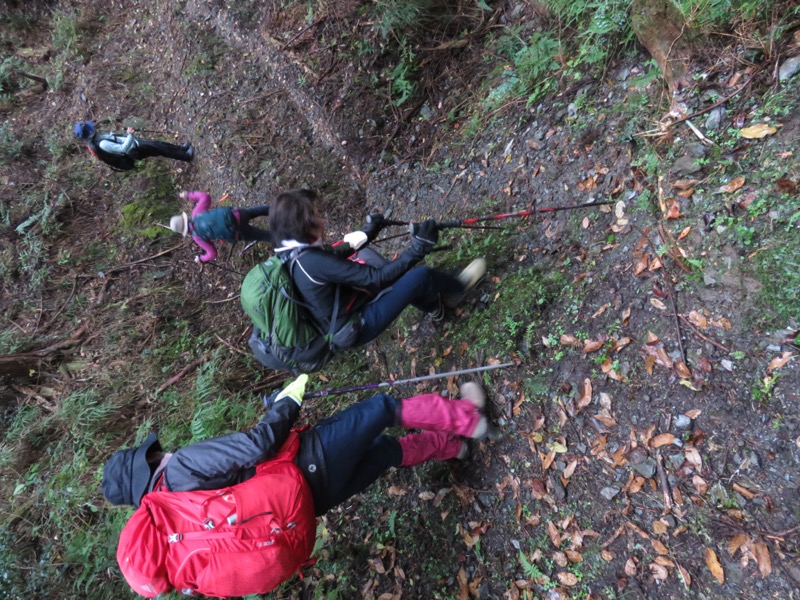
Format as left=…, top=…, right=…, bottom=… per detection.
left=237, top=206, right=272, bottom=243
left=129, top=139, right=193, bottom=162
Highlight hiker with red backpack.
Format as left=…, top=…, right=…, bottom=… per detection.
left=74, top=121, right=194, bottom=171
left=169, top=191, right=273, bottom=263
left=266, top=188, right=486, bottom=350
left=102, top=374, right=491, bottom=598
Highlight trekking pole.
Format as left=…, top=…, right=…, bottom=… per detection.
left=435, top=200, right=615, bottom=228
left=202, top=260, right=245, bottom=277
left=303, top=362, right=514, bottom=400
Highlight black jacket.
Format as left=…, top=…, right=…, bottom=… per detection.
left=288, top=244, right=424, bottom=333
left=86, top=137, right=136, bottom=171
left=154, top=397, right=331, bottom=516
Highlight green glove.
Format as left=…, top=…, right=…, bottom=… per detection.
left=274, top=374, right=309, bottom=406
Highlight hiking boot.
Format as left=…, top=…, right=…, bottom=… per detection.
left=444, top=258, right=487, bottom=307
left=399, top=431, right=468, bottom=466
left=182, top=143, right=195, bottom=161
left=427, top=294, right=444, bottom=322
left=457, top=258, right=487, bottom=292
left=459, top=381, right=487, bottom=410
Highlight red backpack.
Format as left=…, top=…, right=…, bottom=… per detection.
left=116, top=431, right=317, bottom=598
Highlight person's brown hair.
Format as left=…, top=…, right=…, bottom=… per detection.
left=269, top=189, right=324, bottom=244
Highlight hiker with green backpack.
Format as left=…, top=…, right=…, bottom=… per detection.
left=102, top=374, right=491, bottom=597
left=169, top=190, right=273, bottom=263
left=241, top=188, right=486, bottom=373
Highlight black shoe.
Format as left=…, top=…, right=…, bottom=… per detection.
left=182, top=143, right=194, bottom=161
left=427, top=295, right=444, bottom=322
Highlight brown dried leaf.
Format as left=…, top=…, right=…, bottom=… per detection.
left=678, top=226, right=692, bottom=239
left=705, top=547, right=725, bottom=584
left=557, top=571, right=579, bottom=587
left=650, top=298, right=667, bottom=311
left=652, top=520, right=669, bottom=535
left=688, top=310, right=708, bottom=329
left=553, top=551, right=568, bottom=567
left=563, top=459, right=578, bottom=479
left=685, top=408, right=702, bottom=419
left=767, top=351, right=794, bottom=374
left=651, top=433, right=675, bottom=448
left=752, top=541, right=772, bottom=577
left=559, top=333, right=582, bottom=348
left=666, top=199, right=682, bottom=219
left=728, top=533, right=750, bottom=556
left=542, top=450, right=556, bottom=471
left=650, top=563, right=669, bottom=580
left=654, top=556, right=675, bottom=568
left=672, top=179, right=699, bottom=190
left=675, top=360, right=693, bottom=379
left=732, top=482, right=758, bottom=499
left=388, top=485, right=409, bottom=497
left=565, top=549, right=583, bottom=563
left=578, top=378, right=592, bottom=409
left=624, top=557, right=638, bottom=576
left=369, top=556, right=386, bottom=574
left=776, top=178, right=798, bottom=196
left=692, top=475, right=709, bottom=495
left=644, top=354, right=656, bottom=375
left=651, top=539, right=670, bottom=555
left=633, top=255, right=649, bottom=275
left=547, top=521, right=562, bottom=548
left=677, top=563, right=692, bottom=587
left=628, top=476, right=645, bottom=495
left=583, top=337, right=607, bottom=353
left=685, top=447, right=703, bottom=470
left=719, top=177, right=746, bottom=193
left=622, top=306, right=632, bottom=325
left=601, top=549, right=614, bottom=561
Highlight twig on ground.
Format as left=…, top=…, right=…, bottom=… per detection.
left=153, top=356, right=208, bottom=396
left=214, top=333, right=247, bottom=357
left=685, top=119, right=714, bottom=145
left=677, top=314, right=730, bottom=352
left=40, top=276, right=78, bottom=332
left=655, top=450, right=674, bottom=514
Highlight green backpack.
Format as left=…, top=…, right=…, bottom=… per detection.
left=241, top=252, right=336, bottom=374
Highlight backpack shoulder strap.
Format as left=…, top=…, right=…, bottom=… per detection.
left=287, top=248, right=340, bottom=345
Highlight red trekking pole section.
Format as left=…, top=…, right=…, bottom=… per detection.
left=437, top=200, right=615, bottom=228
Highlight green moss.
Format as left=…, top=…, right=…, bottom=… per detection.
left=117, top=166, right=177, bottom=239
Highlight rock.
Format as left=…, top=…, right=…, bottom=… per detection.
left=668, top=453, right=685, bottom=469
left=550, top=475, right=567, bottom=501
left=779, top=55, right=800, bottom=81
left=705, top=106, right=725, bottom=131
left=721, top=359, right=733, bottom=371
left=601, top=486, right=621, bottom=500
left=704, top=272, right=717, bottom=286
left=672, top=154, right=703, bottom=176
left=477, top=492, right=495, bottom=509
left=632, top=458, right=657, bottom=479
left=709, top=481, right=729, bottom=506
left=673, top=414, right=691, bottom=429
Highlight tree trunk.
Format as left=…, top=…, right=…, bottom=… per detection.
left=631, top=0, right=694, bottom=99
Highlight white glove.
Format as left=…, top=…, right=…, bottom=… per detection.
left=342, top=230, right=368, bottom=250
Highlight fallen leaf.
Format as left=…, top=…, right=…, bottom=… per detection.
left=557, top=572, right=578, bottom=586
left=622, top=306, right=631, bottom=325
left=692, top=475, right=708, bottom=495
left=531, top=479, right=546, bottom=500
left=547, top=521, right=561, bottom=548
left=677, top=563, right=692, bottom=588
left=624, top=557, right=638, bottom=576
left=563, top=459, right=578, bottom=479
left=718, top=177, right=745, bottom=193
left=578, top=378, right=592, bottom=409
left=752, top=541, right=772, bottom=577
left=388, top=485, right=408, bottom=497
left=651, top=539, right=670, bottom=555
left=560, top=334, right=582, bottom=348
left=368, top=556, right=386, bottom=574
left=601, top=549, right=614, bottom=561
left=565, top=549, right=583, bottom=563
left=776, top=178, right=798, bottom=196
left=705, top=547, right=725, bottom=584
left=767, top=351, right=794, bottom=374
left=651, top=433, right=675, bottom=448
left=649, top=563, right=669, bottom=580
left=654, top=556, right=675, bottom=568
left=674, top=360, right=693, bottom=379
left=685, top=447, right=703, bottom=470
left=652, top=520, right=668, bottom=535
left=688, top=310, right=708, bottom=329
left=728, top=533, right=750, bottom=556
left=732, top=482, right=758, bottom=499
left=666, top=198, right=681, bottom=219
left=583, top=336, right=607, bottom=353
left=650, top=298, right=667, bottom=311
left=678, top=226, right=692, bottom=240
left=553, top=551, right=568, bottom=567
left=418, top=491, right=435, bottom=501
left=739, top=124, right=777, bottom=139
left=542, top=449, right=556, bottom=471
left=685, top=408, right=702, bottom=419
left=628, top=476, right=645, bottom=494
left=672, top=179, right=699, bottom=190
